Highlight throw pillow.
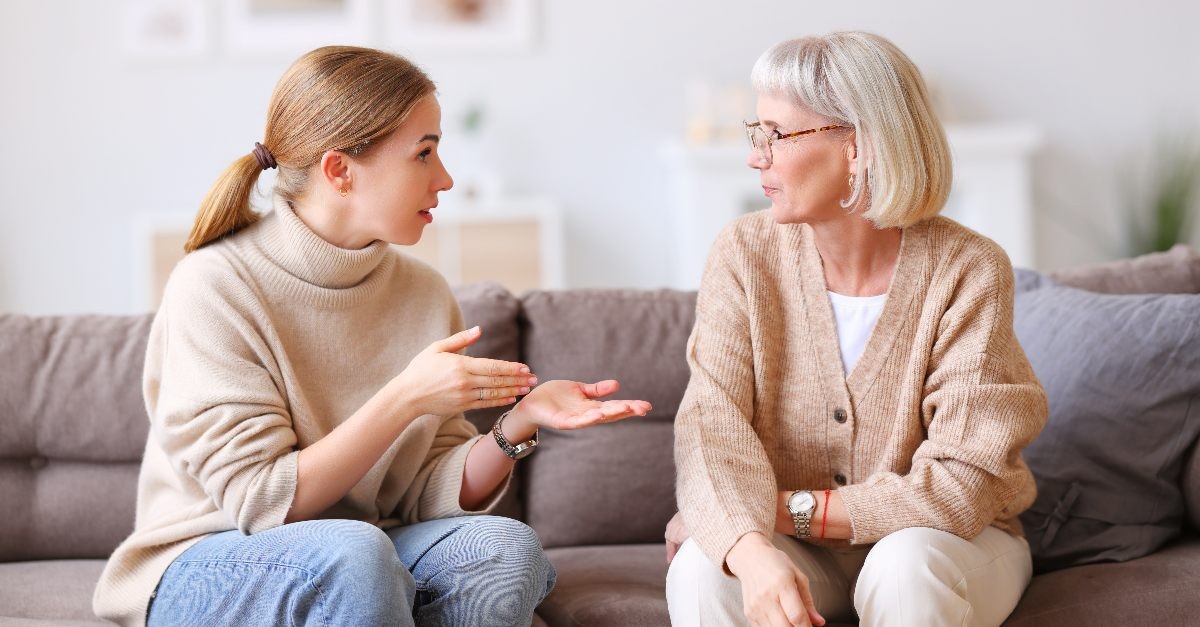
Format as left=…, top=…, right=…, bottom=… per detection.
left=1013, top=274, right=1200, bottom=572
left=1046, top=244, right=1200, bottom=294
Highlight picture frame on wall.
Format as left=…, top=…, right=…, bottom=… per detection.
left=221, top=0, right=372, bottom=55
left=122, top=0, right=209, bottom=61
left=385, top=0, right=536, bottom=51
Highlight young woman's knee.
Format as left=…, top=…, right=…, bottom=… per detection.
left=294, top=520, right=414, bottom=589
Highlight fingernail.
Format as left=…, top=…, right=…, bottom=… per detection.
left=520, top=366, right=530, bottom=373
left=470, top=326, right=480, bottom=334
left=528, top=377, right=538, bottom=385
left=519, top=387, right=530, bottom=394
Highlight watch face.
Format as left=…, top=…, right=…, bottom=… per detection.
left=788, top=491, right=816, bottom=515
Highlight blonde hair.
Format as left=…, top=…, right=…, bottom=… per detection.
left=751, top=32, right=951, bottom=228
left=185, top=46, right=435, bottom=252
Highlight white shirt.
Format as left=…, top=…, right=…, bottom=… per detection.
left=827, top=290, right=888, bottom=375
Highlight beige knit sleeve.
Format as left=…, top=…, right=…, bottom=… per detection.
left=147, top=267, right=298, bottom=536
left=838, top=247, right=1048, bottom=544
left=675, top=234, right=779, bottom=569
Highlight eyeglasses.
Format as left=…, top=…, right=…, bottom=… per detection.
left=744, top=121, right=848, bottom=165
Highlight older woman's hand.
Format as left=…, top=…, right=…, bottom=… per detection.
left=727, top=533, right=825, bottom=627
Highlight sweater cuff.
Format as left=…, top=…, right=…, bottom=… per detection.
left=241, top=449, right=298, bottom=535
left=838, top=481, right=907, bottom=545
left=418, top=435, right=511, bottom=520
left=692, top=511, right=773, bottom=574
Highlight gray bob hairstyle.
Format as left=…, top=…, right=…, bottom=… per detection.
left=751, top=32, right=952, bottom=228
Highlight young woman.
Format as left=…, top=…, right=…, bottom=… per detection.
left=666, top=32, right=1047, bottom=627
left=93, top=46, right=651, bottom=626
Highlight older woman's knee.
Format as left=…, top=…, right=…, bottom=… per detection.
left=855, top=527, right=970, bottom=609
left=667, top=539, right=739, bottom=596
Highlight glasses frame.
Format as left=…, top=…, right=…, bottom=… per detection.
left=744, top=121, right=849, bottom=164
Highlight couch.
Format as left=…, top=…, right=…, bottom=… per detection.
left=2, top=245, right=1199, bottom=626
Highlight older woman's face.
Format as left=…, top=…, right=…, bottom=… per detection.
left=749, top=95, right=856, bottom=225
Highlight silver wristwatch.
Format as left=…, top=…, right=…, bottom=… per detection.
left=492, top=411, right=538, bottom=460
left=787, top=490, right=818, bottom=538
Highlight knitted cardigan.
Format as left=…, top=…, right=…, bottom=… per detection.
left=675, top=211, right=1048, bottom=566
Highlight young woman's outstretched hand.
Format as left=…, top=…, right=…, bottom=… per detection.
left=455, top=335, right=652, bottom=510
left=503, top=379, right=652, bottom=437
left=389, top=326, right=539, bottom=418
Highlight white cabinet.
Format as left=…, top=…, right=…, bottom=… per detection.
left=402, top=196, right=565, bottom=294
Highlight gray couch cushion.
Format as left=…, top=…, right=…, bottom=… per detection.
left=1185, top=441, right=1200, bottom=531
left=0, top=314, right=153, bottom=463
left=1014, top=282, right=1200, bottom=572
left=0, top=559, right=108, bottom=624
left=1046, top=244, right=1200, bottom=294
left=0, top=314, right=152, bottom=561
left=0, top=460, right=139, bottom=561
left=520, top=289, right=695, bottom=547
left=540, top=545, right=670, bottom=627
left=1004, top=538, right=1200, bottom=626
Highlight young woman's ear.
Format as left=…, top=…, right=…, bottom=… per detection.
left=319, top=150, right=352, bottom=195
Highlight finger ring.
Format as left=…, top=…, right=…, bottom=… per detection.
left=477, top=388, right=485, bottom=402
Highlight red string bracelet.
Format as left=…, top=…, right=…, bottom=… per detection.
left=820, top=489, right=831, bottom=540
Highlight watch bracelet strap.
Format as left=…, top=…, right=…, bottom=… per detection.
left=492, top=410, right=537, bottom=458
left=792, top=511, right=813, bottom=538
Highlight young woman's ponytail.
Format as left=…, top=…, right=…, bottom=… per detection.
left=184, top=151, right=269, bottom=253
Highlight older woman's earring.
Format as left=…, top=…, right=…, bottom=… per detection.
left=338, top=186, right=349, bottom=197
left=849, top=173, right=857, bottom=189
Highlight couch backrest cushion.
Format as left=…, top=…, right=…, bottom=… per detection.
left=1046, top=244, right=1200, bottom=294
left=0, top=314, right=153, bottom=560
left=520, top=289, right=696, bottom=548
left=1014, top=281, right=1200, bottom=572
left=1185, top=440, right=1200, bottom=532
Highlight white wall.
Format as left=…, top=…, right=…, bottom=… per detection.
left=2, top=1, right=1198, bottom=314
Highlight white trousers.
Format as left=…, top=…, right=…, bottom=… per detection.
left=666, top=527, right=1032, bottom=627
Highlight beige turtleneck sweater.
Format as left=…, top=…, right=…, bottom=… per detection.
left=94, top=197, right=498, bottom=625
left=675, top=212, right=1048, bottom=567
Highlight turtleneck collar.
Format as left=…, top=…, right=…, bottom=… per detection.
left=255, top=194, right=390, bottom=290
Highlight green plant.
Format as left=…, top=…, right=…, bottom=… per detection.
left=1124, top=134, right=1200, bottom=256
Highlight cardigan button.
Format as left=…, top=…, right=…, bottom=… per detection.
left=834, top=473, right=847, bottom=486
left=833, top=408, right=847, bottom=423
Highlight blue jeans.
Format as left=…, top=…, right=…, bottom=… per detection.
left=147, top=516, right=556, bottom=626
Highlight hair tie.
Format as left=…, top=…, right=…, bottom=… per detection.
left=252, top=142, right=277, bottom=171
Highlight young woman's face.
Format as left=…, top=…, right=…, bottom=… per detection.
left=349, top=95, right=453, bottom=246
left=748, top=94, right=856, bottom=226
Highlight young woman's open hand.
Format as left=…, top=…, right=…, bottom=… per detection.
left=389, top=326, right=538, bottom=418
left=501, top=379, right=652, bottom=439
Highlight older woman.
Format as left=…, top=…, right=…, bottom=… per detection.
left=665, top=32, right=1047, bottom=627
